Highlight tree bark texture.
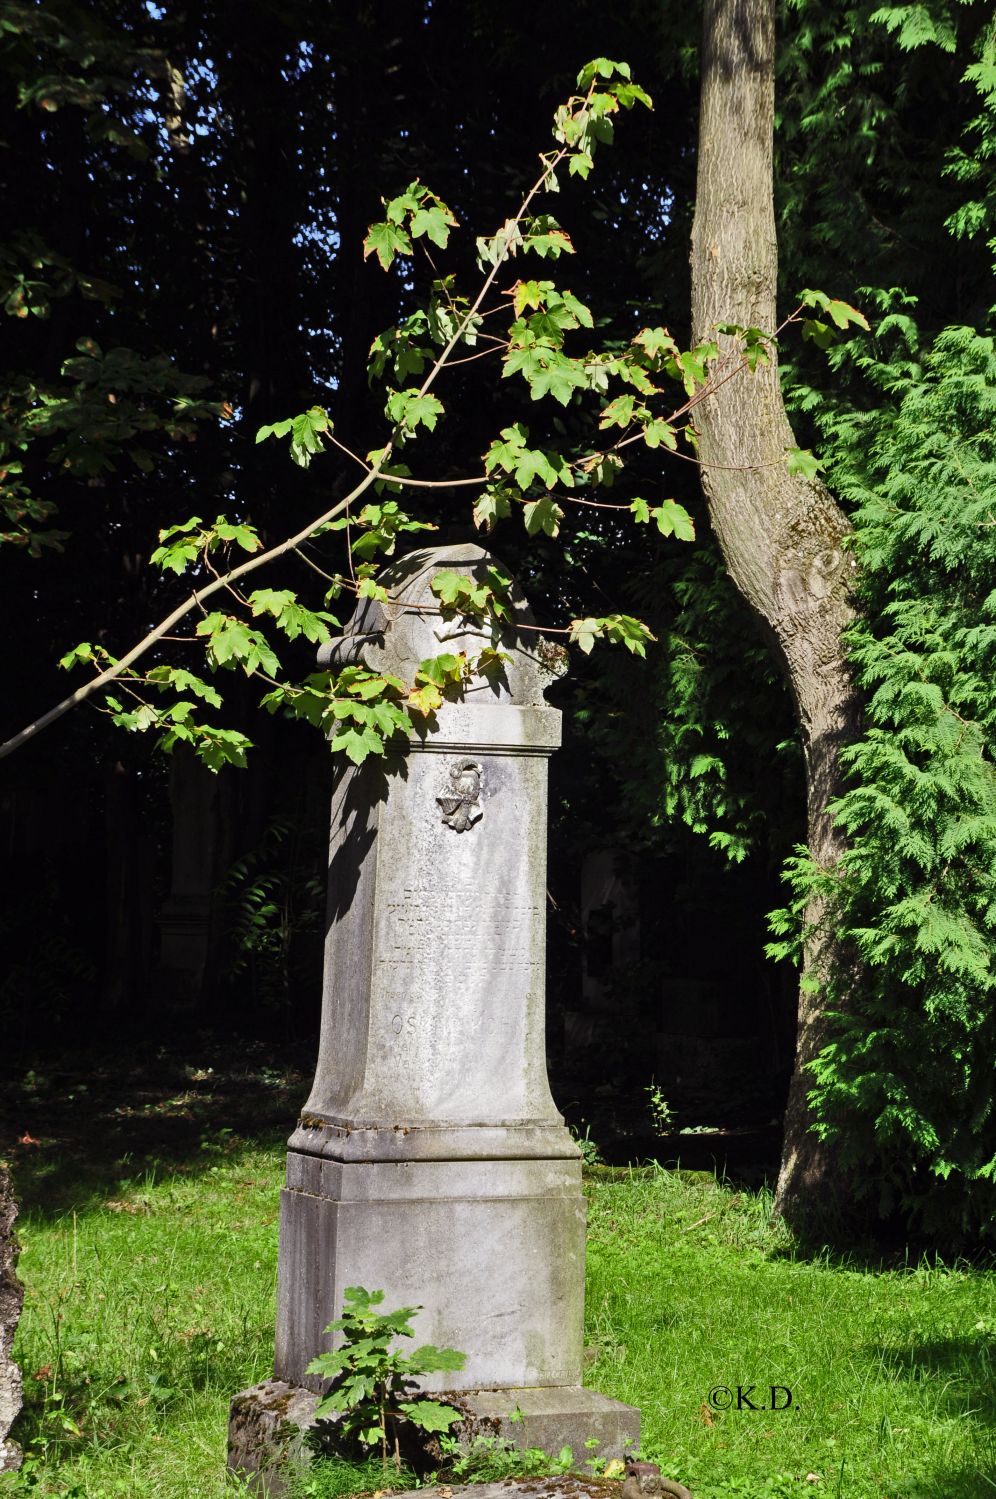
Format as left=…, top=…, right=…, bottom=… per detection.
left=0, top=1167, right=23, bottom=1473
left=690, top=0, right=862, bottom=1224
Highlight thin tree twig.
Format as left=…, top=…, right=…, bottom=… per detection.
left=0, top=469, right=382, bottom=760
left=681, top=1213, right=717, bottom=1234
left=294, top=546, right=339, bottom=584
left=327, top=435, right=490, bottom=490
left=441, top=344, right=506, bottom=368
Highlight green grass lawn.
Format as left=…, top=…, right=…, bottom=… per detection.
left=4, top=1147, right=995, bottom=1498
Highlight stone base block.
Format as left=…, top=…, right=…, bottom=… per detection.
left=451, top=1385, right=640, bottom=1462
left=227, top=1381, right=640, bottom=1497
left=275, top=1152, right=586, bottom=1392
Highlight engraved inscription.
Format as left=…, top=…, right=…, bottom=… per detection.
left=380, top=887, right=541, bottom=977
left=436, top=760, right=483, bottom=833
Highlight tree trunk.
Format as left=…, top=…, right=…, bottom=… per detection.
left=690, top=0, right=862, bottom=1225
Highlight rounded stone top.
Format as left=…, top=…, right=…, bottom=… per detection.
left=317, top=542, right=566, bottom=707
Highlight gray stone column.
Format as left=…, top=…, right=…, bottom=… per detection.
left=231, top=544, right=639, bottom=1486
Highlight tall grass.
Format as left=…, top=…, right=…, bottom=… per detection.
left=8, top=1147, right=281, bottom=1496
left=6, top=1155, right=995, bottom=1497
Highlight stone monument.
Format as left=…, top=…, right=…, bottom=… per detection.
left=229, top=542, right=639, bottom=1489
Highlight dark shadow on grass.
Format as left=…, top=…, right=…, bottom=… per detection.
left=765, top=1213, right=996, bottom=1274
left=0, top=1037, right=313, bottom=1219
left=599, top=1127, right=782, bottom=1192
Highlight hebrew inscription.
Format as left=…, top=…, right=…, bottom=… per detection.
left=380, top=886, right=541, bottom=979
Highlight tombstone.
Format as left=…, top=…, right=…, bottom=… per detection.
left=156, top=747, right=228, bottom=1009
left=229, top=542, right=639, bottom=1490
left=565, top=849, right=642, bottom=1058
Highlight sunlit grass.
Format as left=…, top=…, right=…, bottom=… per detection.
left=6, top=1154, right=995, bottom=1497
left=8, top=1146, right=282, bottom=1496
left=585, top=1167, right=996, bottom=1498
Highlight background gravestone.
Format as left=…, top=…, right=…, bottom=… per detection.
left=230, top=542, right=639, bottom=1487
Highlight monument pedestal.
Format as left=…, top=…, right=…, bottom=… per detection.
left=275, top=1152, right=586, bottom=1391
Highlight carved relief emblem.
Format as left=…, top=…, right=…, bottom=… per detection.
left=437, top=760, right=483, bottom=833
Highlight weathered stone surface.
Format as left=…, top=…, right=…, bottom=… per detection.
left=286, top=700, right=569, bottom=1162
left=275, top=1156, right=586, bottom=1393
left=228, top=1380, right=322, bottom=1497
left=272, top=542, right=590, bottom=1396
left=388, top=1484, right=622, bottom=1499
left=316, top=542, right=563, bottom=707
left=0, top=1166, right=24, bottom=1474
left=450, top=1386, right=640, bottom=1463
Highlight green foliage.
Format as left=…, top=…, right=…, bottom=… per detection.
left=9, top=1135, right=282, bottom=1494
left=289, top=1454, right=416, bottom=1499
left=568, top=1122, right=604, bottom=1167
left=645, top=1082, right=674, bottom=1136
left=766, top=0, right=996, bottom=1242
left=869, top=3, right=960, bottom=55
left=255, top=406, right=331, bottom=468
left=943, top=14, right=996, bottom=270
left=1, top=338, right=222, bottom=553
left=576, top=539, right=800, bottom=863
left=150, top=515, right=262, bottom=575
left=325, top=493, right=434, bottom=559
left=306, top=1287, right=465, bottom=1467
left=195, top=613, right=281, bottom=676
left=771, top=317, right=996, bottom=1241
left=247, top=590, right=337, bottom=645
left=437, top=1433, right=577, bottom=1482
left=483, top=422, right=574, bottom=490
left=797, top=288, right=871, bottom=349
left=430, top=566, right=512, bottom=622
left=0, top=7, right=224, bottom=550
left=384, top=386, right=445, bottom=434
left=0, top=230, right=117, bottom=320
left=784, top=446, right=823, bottom=480
left=552, top=57, right=652, bottom=183
left=568, top=614, right=655, bottom=658
left=630, top=496, right=695, bottom=539
left=362, top=181, right=458, bottom=270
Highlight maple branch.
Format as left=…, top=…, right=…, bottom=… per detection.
left=0, top=469, right=380, bottom=760
left=0, top=129, right=585, bottom=763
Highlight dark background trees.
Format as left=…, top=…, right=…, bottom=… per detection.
left=2, top=0, right=994, bottom=1246
left=0, top=0, right=704, bottom=1035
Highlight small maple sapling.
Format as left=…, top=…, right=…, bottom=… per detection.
left=307, top=1285, right=466, bottom=1470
